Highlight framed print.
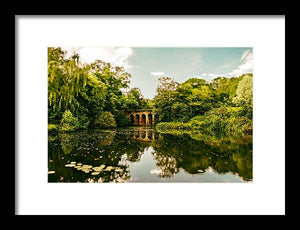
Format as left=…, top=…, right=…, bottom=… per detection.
left=15, top=14, right=285, bottom=215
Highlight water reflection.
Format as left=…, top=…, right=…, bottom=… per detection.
left=48, top=127, right=252, bottom=183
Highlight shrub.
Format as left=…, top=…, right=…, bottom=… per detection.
left=241, top=118, right=253, bottom=135
left=225, top=116, right=253, bottom=136
left=95, top=111, right=117, bottom=129
left=77, top=113, right=90, bottom=129
left=59, top=110, right=80, bottom=132
left=189, top=116, right=204, bottom=129
left=156, top=106, right=252, bottom=137
left=199, top=114, right=227, bottom=136
left=156, top=122, right=191, bottom=131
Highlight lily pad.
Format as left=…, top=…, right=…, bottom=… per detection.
left=197, top=169, right=204, bottom=173
left=81, top=165, right=92, bottom=169
left=48, top=171, right=55, bottom=174
left=105, top=166, right=113, bottom=171
left=71, top=161, right=76, bottom=165
left=91, top=172, right=100, bottom=175
left=77, top=163, right=82, bottom=166
left=115, top=168, right=123, bottom=172
left=99, top=164, right=105, bottom=169
left=65, top=164, right=76, bottom=167
left=92, top=167, right=103, bottom=172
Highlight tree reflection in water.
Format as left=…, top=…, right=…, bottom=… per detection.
left=48, top=127, right=252, bottom=183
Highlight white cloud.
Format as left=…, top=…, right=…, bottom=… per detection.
left=220, top=63, right=230, bottom=68
left=228, top=49, right=253, bottom=77
left=150, top=72, right=165, bottom=76
left=241, top=49, right=251, bottom=61
left=150, top=168, right=162, bottom=175
left=201, top=49, right=253, bottom=80
left=62, top=47, right=134, bottom=70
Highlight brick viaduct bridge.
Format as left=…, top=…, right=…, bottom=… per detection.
left=125, top=109, right=156, bottom=126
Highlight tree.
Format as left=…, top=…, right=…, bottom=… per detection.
left=89, top=59, right=132, bottom=119
left=95, top=111, right=117, bottom=128
left=233, top=74, right=253, bottom=106
left=48, top=47, right=88, bottom=110
left=187, top=85, right=214, bottom=116
left=156, top=76, right=179, bottom=94
left=154, top=77, right=180, bottom=122
left=59, top=110, right=80, bottom=132
left=76, top=73, right=107, bottom=127
left=48, top=47, right=134, bottom=128
left=210, top=76, right=243, bottom=105
left=125, top=87, right=146, bottom=110
left=154, top=77, right=216, bottom=122
left=179, top=78, right=206, bottom=92
left=232, top=74, right=253, bottom=119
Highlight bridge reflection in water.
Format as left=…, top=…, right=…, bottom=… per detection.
left=129, top=127, right=157, bottom=142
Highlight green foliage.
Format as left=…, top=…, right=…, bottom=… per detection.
left=156, top=122, right=192, bottom=131
left=48, top=47, right=147, bottom=129
left=115, top=113, right=131, bottom=127
left=199, top=114, right=227, bottom=136
left=48, top=47, right=252, bottom=134
left=123, top=87, right=150, bottom=110
left=156, top=104, right=253, bottom=137
left=226, top=116, right=253, bottom=136
left=154, top=73, right=252, bottom=136
left=95, top=111, right=117, bottom=129
left=48, top=47, right=89, bottom=110
left=154, top=90, right=180, bottom=122
left=153, top=75, right=245, bottom=122
left=59, top=110, right=80, bottom=132
left=48, top=124, right=59, bottom=134
left=76, top=73, right=106, bottom=127
left=232, top=74, right=253, bottom=119
left=210, top=76, right=242, bottom=104
left=233, top=74, right=253, bottom=106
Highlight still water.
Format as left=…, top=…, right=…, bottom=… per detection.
left=48, top=127, right=252, bottom=183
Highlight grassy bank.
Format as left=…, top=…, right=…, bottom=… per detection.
left=156, top=106, right=252, bottom=137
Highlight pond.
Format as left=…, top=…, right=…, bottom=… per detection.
left=48, top=127, right=252, bottom=183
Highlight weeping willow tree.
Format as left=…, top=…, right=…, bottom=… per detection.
left=48, top=47, right=136, bottom=129
left=48, top=47, right=89, bottom=110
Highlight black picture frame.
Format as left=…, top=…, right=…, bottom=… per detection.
left=10, top=9, right=287, bottom=217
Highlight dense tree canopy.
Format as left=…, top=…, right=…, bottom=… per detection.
left=153, top=74, right=253, bottom=136
left=48, top=47, right=150, bottom=130
left=48, top=47, right=252, bottom=137
left=153, top=74, right=251, bottom=122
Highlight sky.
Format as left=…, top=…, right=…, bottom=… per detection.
left=63, top=47, right=253, bottom=99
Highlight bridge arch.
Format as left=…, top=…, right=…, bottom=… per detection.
left=135, top=114, right=140, bottom=125
left=126, top=109, right=156, bottom=126
left=141, top=114, right=146, bottom=125
left=148, top=114, right=153, bottom=125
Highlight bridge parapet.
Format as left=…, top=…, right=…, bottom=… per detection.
left=126, top=109, right=155, bottom=112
